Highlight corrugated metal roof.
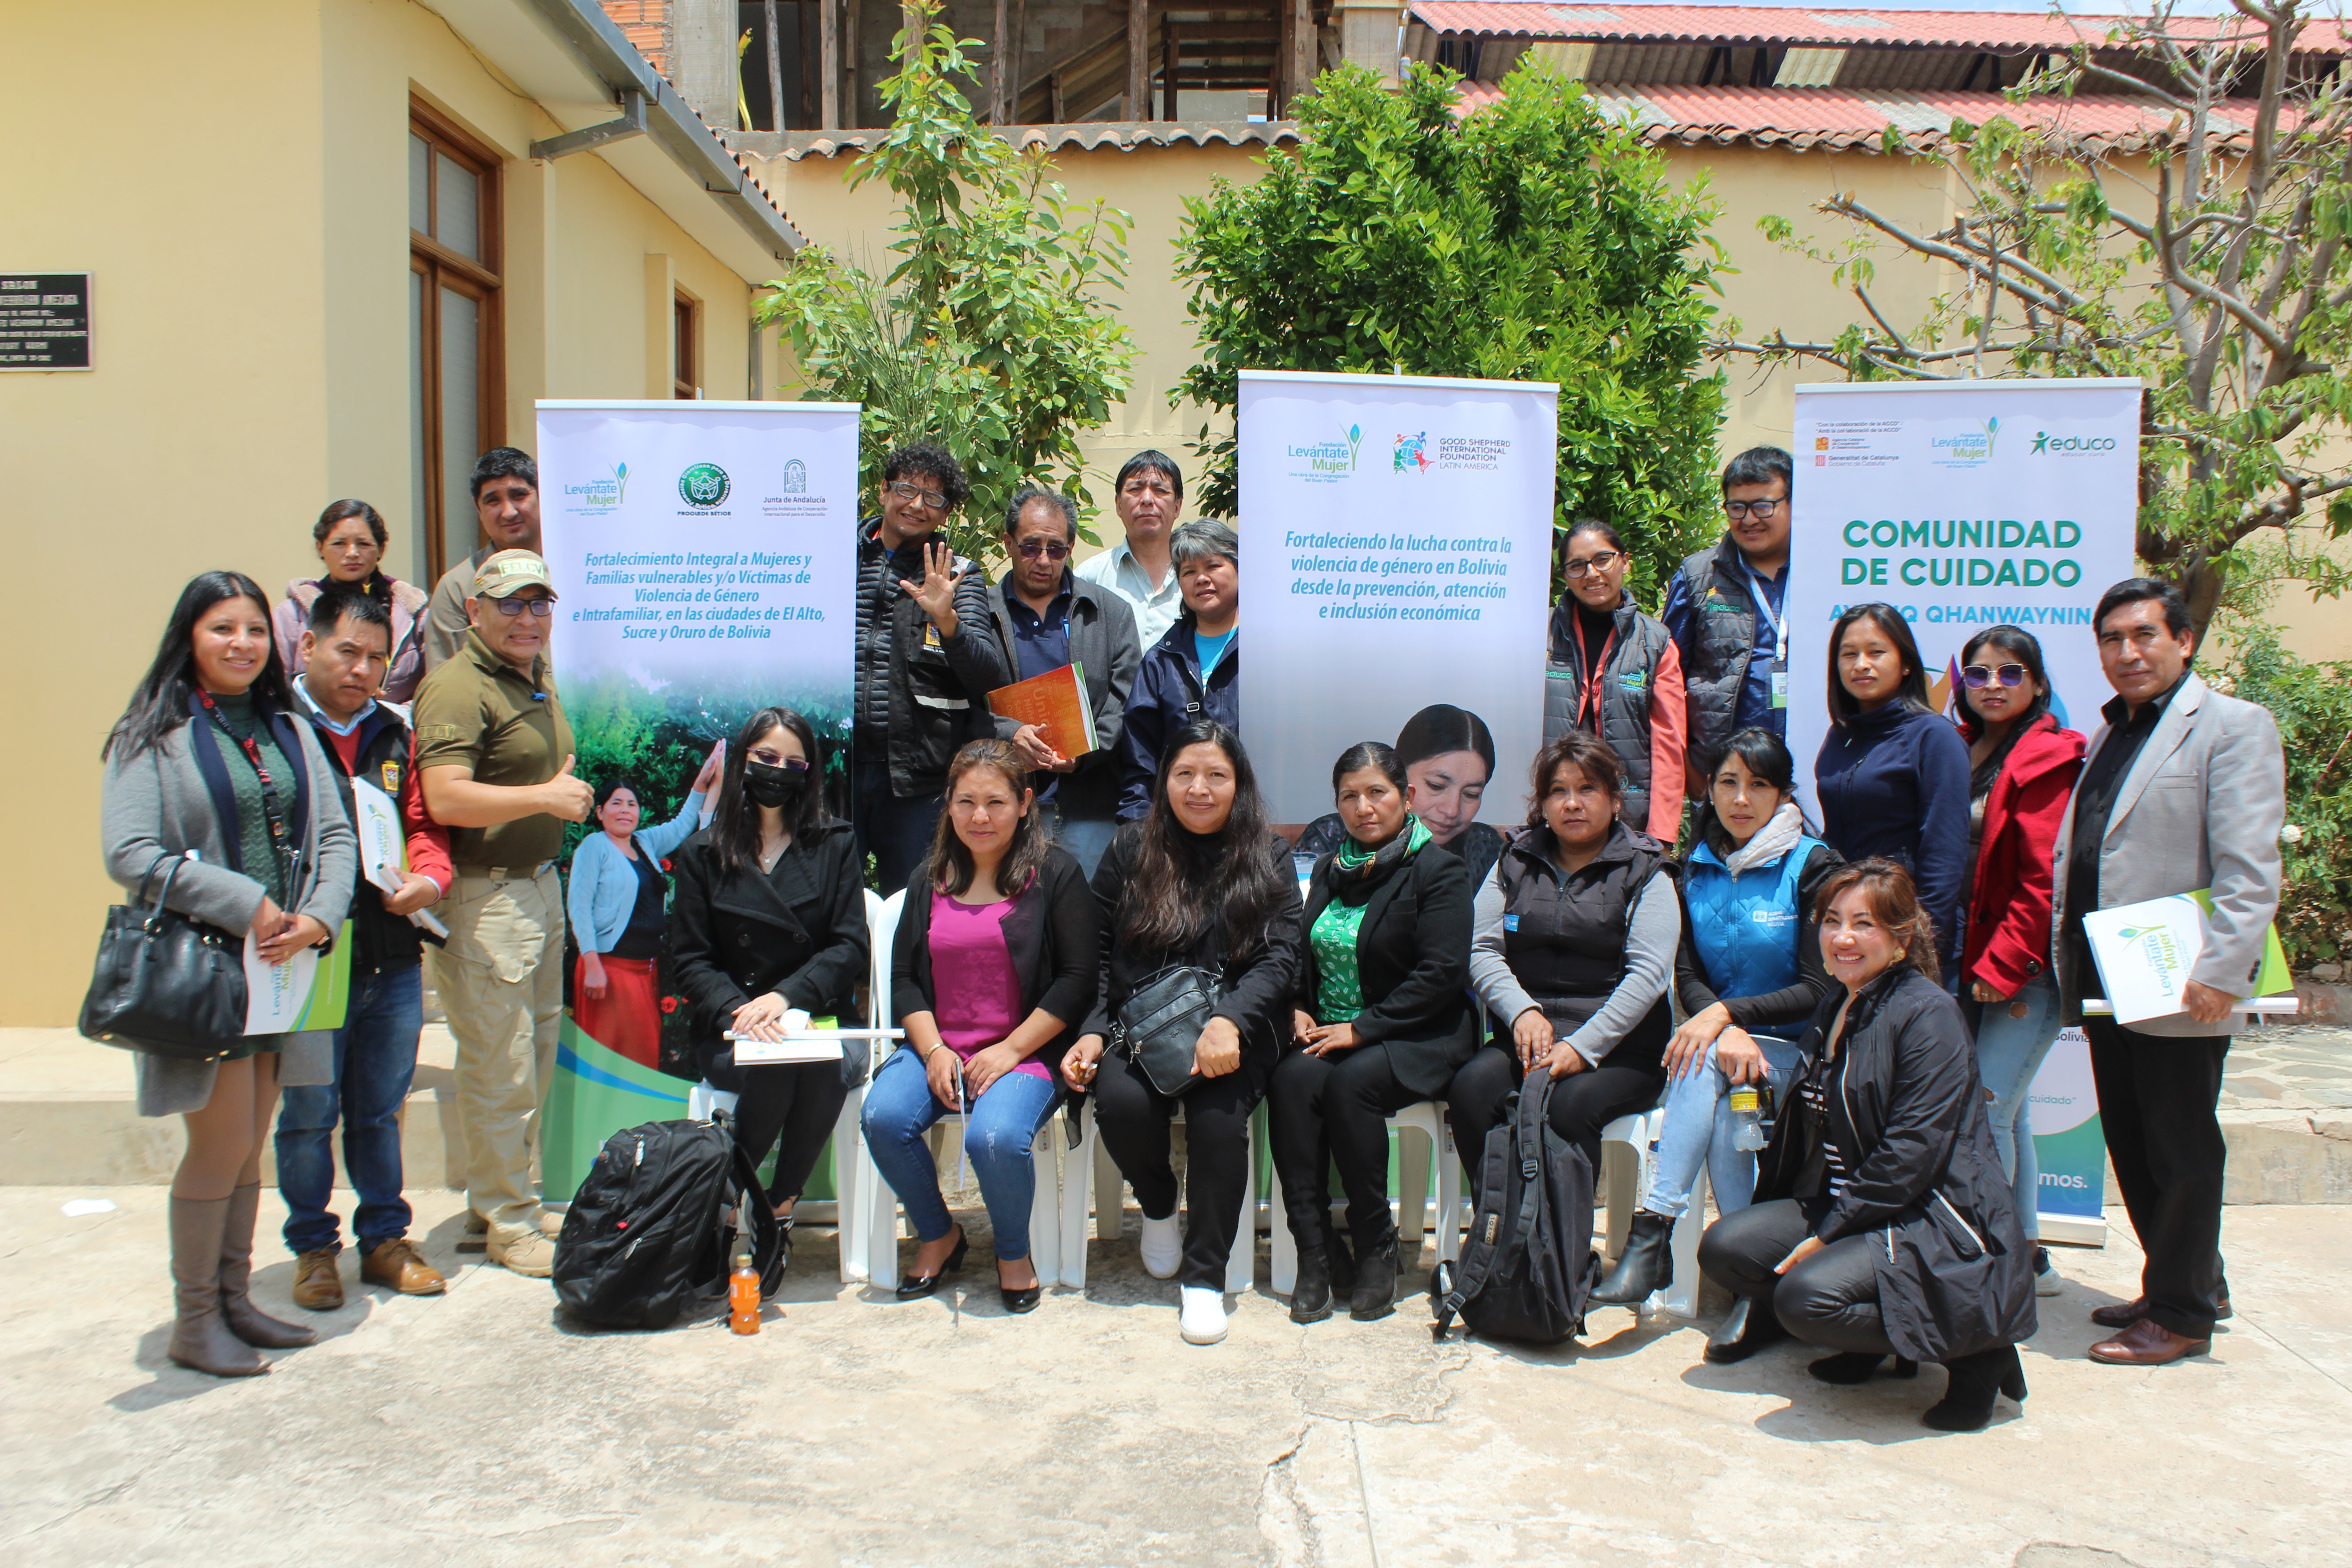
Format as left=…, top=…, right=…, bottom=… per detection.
left=1485, top=83, right=2272, bottom=152
left=1409, top=3, right=2347, bottom=52
left=727, top=122, right=1299, bottom=162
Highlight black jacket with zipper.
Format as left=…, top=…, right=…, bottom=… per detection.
left=1754, top=963, right=2038, bottom=1362
left=890, top=845, right=1100, bottom=1081
left=981, top=572, right=1142, bottom=824
left=855, top=516, right=1009, bottom=799
left=666, top=818, right=869, bottom=1092
left=1294, top=837, right=1476, bottom=1099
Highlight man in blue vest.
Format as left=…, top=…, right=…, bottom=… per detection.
left=1661, top=447, right=1793, bottom=790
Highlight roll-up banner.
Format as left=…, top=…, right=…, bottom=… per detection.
left=1790, top=377, right=2141, bottom=1244
left=1237, top=369, right=1556, bottom=838
left=534, top=399, right=861, bottom=1200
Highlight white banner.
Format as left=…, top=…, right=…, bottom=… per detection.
left=1237, top=370, right=1556, bottom=826
left=1790, top=377, right=2141, bottom=1244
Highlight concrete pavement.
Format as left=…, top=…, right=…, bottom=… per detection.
left=3, top=1187, right=2347, bottom=1566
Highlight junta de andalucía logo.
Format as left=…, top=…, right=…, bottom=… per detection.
left=678, top=463, right=730, bottom=507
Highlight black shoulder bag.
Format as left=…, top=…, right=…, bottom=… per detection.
left=1112, top=962, right=1223, bottom=1098
left=79, top=852, right=250, bottom=1060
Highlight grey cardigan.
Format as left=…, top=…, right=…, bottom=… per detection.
left=99, top=701, right=358, bottom=1115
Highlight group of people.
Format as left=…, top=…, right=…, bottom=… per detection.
left=100, top=436, right=2284, bottom=1441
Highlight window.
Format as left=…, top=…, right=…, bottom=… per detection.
left=674, top=292, right=700, bottom=399
left=409, top=101, right=504, bottom=586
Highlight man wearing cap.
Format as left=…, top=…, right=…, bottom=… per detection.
left=412, top=549, right=595, bottom=1276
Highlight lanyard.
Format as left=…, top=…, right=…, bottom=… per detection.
left=195, top=691, right=293, bottom=885
left=1743, top=561, right=1788, bottom=658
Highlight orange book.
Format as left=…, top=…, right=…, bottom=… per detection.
left=988, top=661, right=1099, bottom=760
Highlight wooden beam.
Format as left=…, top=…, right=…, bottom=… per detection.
left=1290, top=0, right=1314, bottom=108
left=822, top=0, right=840, bottom=127
left=1162, top=15, right=1177, bottom=118
left=1127, top=0, right=1148, bottom=118
left=762, top=0, right=786, bottom=129
left=992, top=0, right=1009, bottom=121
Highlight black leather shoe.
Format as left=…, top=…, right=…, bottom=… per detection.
left=1703, top=1296, right=1787, bottom=1364
left=1290, top=1244, right=1335, bottom=1323
left=897, top=1226, right=968, bottom=1298
left=1808, top=1351, right=1918, bottom=1384
left=1350, top=1236, right=1399, bottom=1322
left=1590, top=1210, right=1675, bottom=1306
left=1923, top=1344, right=2026, bottom=1431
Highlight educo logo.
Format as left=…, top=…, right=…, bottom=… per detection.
left=2032, top=431, right=2118, bottom=455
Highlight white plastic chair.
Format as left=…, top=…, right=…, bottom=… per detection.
left=1268, top=1101, right=1462, bottom=1297
left=843, top=889, right=905, bottom=1284
left=1081, top=1096, right=1261, bottom=1296
left=1598, top=1107, right=1704, bottom=1319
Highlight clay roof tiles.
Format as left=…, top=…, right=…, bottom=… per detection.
left=1407, top=3, right=2347, bottom=52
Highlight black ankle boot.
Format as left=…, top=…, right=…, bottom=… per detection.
left=1290, top=1245, right=1335, bottom=1323
left=1922, top=1344, right=2026, bottom=1431
left=1350, top=1236, right=1399, bottom=1321
left=1328, top=1228, right=1357, bottom=1297
left=1703, top=1296, right=1787, bottom=1364
left=1590, top=1210, right=1675, bottom=1306
left=1808, top=1351, right=1917, bottom=1384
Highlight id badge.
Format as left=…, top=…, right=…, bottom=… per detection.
left=1769, top=661, right=1789, bottom=709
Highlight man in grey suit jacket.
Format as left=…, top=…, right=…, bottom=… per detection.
left=2051, top=578, right=2284, bottom=1367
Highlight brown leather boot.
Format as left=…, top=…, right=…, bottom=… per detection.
left=291, top=1247, right=344, bottom=1310
left=167, top=1197, right=266, bottom=1377
left=218, top=1184, right=317, bottom=1349
left=361, top=1237, right=447, bottom=1295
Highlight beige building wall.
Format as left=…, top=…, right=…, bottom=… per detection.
left=1, top=0, right=763, bottom=1025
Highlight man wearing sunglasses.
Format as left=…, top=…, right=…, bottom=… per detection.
left=1661, top=446, right=1795, bottom=791
left=412, top=549, right=595, bottom=1278
left=854, top=441, right=1010, bottom=893
left=981, top=487, right=1141, bottom=877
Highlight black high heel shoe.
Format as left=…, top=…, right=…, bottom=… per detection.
left=1808, top=1351, right=1919, bottom=1385
left=897, top=1226, right=969, bottom=1298
left=1922, top=1345, right=2027, bottom=1431
left=997, top=1258, right=1042, bottom=1314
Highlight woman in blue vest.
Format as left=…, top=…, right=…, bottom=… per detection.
left=1589, top=730, right=1840, bottom=1349
left=1544, top=520, right=1686, bottom=843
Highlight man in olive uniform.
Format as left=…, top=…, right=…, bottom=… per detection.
left=412, top=549, right=594, bottom=1276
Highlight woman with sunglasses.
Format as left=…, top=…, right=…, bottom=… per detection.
left=1815, top=603, right=1971, bottom=988
left=1955, top=625, right=2083, bottom=1298
left=1544, top=519, right=1686, bottom=842
left=669, top=707, right=868, bottom=1254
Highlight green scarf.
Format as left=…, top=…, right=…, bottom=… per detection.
left=1331, top=814, right=1432, bottom=893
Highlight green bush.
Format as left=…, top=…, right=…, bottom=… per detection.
left=2215, top=622, right=2352, bottom=966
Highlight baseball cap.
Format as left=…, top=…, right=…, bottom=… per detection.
left=474, top=549, right=556, bottom=599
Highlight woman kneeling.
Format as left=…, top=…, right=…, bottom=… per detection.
left=1696, top=859, right=2038, bottom=1431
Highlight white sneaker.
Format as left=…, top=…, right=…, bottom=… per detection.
left=2033, top=1246, right=2064, bottom=1297
left=1140, top=1213, right=1181, bottom=1279
left=1180, top=1285, right=1228, bottom=1345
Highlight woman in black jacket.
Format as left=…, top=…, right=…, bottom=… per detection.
left=668, top=706, right=868, bottom=1258
left=1272, top=742, right=1473, bottom=1325
left=862, top=739, right=1098, bottom=1313
left=1065, top=719, right=1303, bottom=1345
left=1696, top=858, right=2038, bottom=1431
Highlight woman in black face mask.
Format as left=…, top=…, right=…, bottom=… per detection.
left=670, top=707, right=869, bottom=1240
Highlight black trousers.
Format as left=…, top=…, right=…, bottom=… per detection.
left=1268, top=1043, right=1421, bottom=1248
left=1446, top=1045, right=1663, bottom=1199
left=1699, top=1197, right=1896, bottom=1357
left=732, top=1060, right=849, bottom=1207
left=1093, top=1051, right=1263, bottom=1290
left=2086, top=1016, right=2230, bottom=1338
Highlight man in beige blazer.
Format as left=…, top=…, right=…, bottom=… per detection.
left=2051, top=578, right=2284, bottom=1367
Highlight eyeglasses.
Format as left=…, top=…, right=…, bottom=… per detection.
left=1960, top=663, right=2029, bottom=689
left=1016, top=539, right=1072, bottom=561
left=1562, top=550, right=1622, bottom=578
left=888, top=480, right=949, bottom=511
left=1725, top=498, right=1784, bottom=519
left=491, top=597, right=554, bottom=618
left=749, top=753, right=812, bottom=772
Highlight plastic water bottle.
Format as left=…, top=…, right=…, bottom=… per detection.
left=1729, top=1086, right=1768, bottom=1152
left=729, top=1252, right=761, bottom=1334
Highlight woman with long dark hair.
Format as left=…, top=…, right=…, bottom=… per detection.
left=1271, top=742, right=1473, bottom=1324
left=1814, top=602, right=1970, bottom=985
left=1544, top=519, right=1686, bottom=842
left=1065, top=719, right=1303, bottom=1344
left=1955, top=624, right=2084, bottom=1297
left=668, top=707, right=866, bottom=1255
left=101, top=572, right=358, bottom=1376
left=270, top=500, right=432, bottom=702
left=862, top=739, right=1099, bottom=1312
left=1697, top=860, right=2038, bottom=1431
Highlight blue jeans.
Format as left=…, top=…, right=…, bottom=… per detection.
left=276, top=962, right=424, bottom=1254
left=1642, top=1033, right=1803, bottom=1220
left=1040, top=802, right=1117, bottom=880
left=860, top=1046, right=1060, bottom=1259
left=1973, top=973, right=2062, bottom=1240
left=853, top=762, right=945, bottom=896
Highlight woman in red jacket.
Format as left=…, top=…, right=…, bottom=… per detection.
left=1957, top=625, right=2084, bottom=1298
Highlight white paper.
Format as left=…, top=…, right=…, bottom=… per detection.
left=350, top=777, right=407, bottom=897
left=244, top=933, right=319, bottom=1035
left=728, top=1037, right=851, bottom=1065
left=2081, top=893, right=2209, bottom=1025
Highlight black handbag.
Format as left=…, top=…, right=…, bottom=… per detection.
left=79, top=853, right=250, bottom=1060
left=1113, top=962, right=1222, bottom=1098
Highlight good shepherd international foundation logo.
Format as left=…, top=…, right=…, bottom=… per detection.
left=1393, top=431, right=1431, bottom=473
left=678, top=462, right=731, bottom=507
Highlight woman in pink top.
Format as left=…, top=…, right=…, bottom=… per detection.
left=862, top=740, right=1101, bottom=1313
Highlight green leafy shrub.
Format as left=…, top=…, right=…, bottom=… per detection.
left=2215, top=622, right=2352, bottom=966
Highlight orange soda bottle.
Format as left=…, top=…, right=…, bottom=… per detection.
left=729, top=1252, right=760, bottom=1334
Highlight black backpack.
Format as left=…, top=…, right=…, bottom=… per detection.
left=553, top=1113, right=785, bottom=1329
left=1431, top=1075, right=1600, bottom=1345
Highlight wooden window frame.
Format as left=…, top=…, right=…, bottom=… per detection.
left=674, top=290, right=701, bottom=400
left=410, top=97, right=506, bottom=584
